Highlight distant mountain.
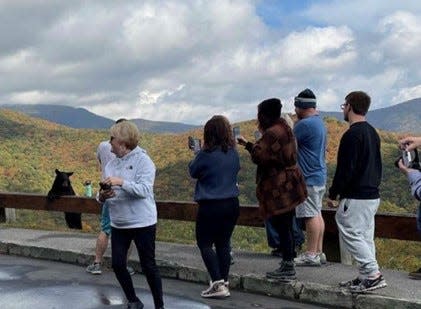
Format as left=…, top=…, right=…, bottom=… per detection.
left=130, top=118, right=201, bottom=134
left=2, top=98, right=418, bottom=133
left=1, top=104, right=200, bottom=133
left=1, top=104, right=114, bottom=129
left=320, top=99, right=420, bottom=133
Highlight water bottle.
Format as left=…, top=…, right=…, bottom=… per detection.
left=84, top=180, right=92, bottom=197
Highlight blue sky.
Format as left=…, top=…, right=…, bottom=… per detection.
left=0, top=0, right=420, bottom=124
left=257, top=0, right=316, bottom=28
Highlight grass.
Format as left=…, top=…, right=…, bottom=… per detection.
left=1, top=209, right=420, bottom=272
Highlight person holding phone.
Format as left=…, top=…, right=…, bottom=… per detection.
left=99, top=121, right=164, bottom=309
left=86, top=118, right=136, bottom=277
left=398, top=135, right=421, bottom=280
left=237, top=98, right=307, bottom=281
left=188, top=115, right=240, bottom=298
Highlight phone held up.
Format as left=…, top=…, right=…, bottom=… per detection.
left=188, top=136, right=201, bottom=152
left=233, top=126, right=240, bottom=141
left=395, top=146, right=421, bottom=170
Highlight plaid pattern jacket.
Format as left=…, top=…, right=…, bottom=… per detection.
left=245, top=118, right=307, bottom=218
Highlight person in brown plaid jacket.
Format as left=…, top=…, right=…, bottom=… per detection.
left=238, top=98, right=307, bottom=281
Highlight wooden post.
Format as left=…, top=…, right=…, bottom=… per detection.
left=323, top=231, right=341, bottom=262
left=0, top=207, right=5, bottom=223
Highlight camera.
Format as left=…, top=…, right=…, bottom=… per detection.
left=395, top=148, right=421, bottom=170
left=99, top=182, right=112, bottom=191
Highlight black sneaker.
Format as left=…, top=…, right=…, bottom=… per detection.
left=349, top=275, right=387, bottom=292
left=266, top=261, right=296, bottom=281
left=271, top=248, right=283, bottom=257
left=127, top=300, right=144, bottom=309
left=339, top=277, right=361, bottom=288
left=408, top=267, right=421, bottom=280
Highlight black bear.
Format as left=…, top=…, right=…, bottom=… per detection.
left=47, top=169, right=82, bottom=229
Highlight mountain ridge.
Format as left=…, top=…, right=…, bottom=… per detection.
left=1, top=98, right=419, bottom=133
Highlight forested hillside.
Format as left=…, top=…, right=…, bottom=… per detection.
left=0, top=108, right=417, bottom=213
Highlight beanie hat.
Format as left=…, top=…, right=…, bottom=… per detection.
left=258, top=98, right=282, bottom=118
left=294, top=88, right=316, bottom=109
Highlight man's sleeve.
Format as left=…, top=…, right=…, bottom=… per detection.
left=328, top=132, right=360, bottom=199
left=408, top=170, right=421, bottom=201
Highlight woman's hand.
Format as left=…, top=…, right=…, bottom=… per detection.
left=236, top=135, right=248, bottom=146
left=99, top=188, right=115, bottom=202
left=103, top=176, right=124, bottom=187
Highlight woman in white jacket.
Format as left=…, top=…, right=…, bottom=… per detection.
left=99, top=121, right=164, bottom=309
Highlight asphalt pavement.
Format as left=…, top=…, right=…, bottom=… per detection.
left=0, top=227, right=420, bottom=309
left=0, top=254, right=326, bottom=309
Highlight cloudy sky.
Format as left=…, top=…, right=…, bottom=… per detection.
left=0, top=0, right=420, bottom=124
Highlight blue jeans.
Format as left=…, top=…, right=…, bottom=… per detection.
left=265, top=216, right=304, bottom=249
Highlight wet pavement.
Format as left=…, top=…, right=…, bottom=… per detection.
left=0, top=254, right=326, bottom=309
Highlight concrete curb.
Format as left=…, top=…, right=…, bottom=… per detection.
left=1, top=241, right=420, bottom=309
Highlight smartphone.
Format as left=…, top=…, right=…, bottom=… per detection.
left=188, top=136, right=195, bottom=150
left=254, top=130, right=262, bottom=141
left=188, top=136, right=201, bottom=152
left=233, top=126, right=240, bottom=140
left=193, top=138, right=201, bottom=152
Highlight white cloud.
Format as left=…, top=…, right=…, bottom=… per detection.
left=377, top=11, right=421, bottom=60
left=8, top=90, right=74, bottom=104
left=0, top=0, right=421, bottom=125
left=392, top=84, right=421, bottom=104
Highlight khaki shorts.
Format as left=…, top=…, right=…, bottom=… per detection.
left=295, top=185, right=325, bottom=218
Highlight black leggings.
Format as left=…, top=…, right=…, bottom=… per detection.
left=111, top=225, right=163, bottom=308
left=270, top=210, right=296, bottom=261
left=196, top=198, right=239, bottom=282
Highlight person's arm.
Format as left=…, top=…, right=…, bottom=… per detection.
left=328, top=131, right=360, bottom=200
left=188, top=151, right=206, bottom=179
left=245, top=130, right=286, bottom=166
left=399, top=136, right=421, bottom=151
left=104, top=154, right=156, bottom=199
left=398, top=159, right=421, bottom=201
left=121, top=154, right=156, bottom=198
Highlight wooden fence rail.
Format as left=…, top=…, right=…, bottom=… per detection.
left=0, top=192, right=419, bottom=262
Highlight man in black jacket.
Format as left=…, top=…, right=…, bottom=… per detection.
left=327, top=91, right=386, bottom=292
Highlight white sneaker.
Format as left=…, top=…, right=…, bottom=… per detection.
left=86, top=262, right=102, bottom=274
left=201, top=280, right=230, bottom=298
left=318, top=252, right=327, bottom=264
left=294, top=253, right=321, bottom=266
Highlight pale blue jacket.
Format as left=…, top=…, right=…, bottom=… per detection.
left=104, top=146, right=157, bottom=228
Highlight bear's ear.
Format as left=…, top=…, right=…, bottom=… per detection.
left=55, top=169, right=59, bottom=175
left=67, top=172, right=74, bottom=177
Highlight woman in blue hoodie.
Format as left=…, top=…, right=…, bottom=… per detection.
left=189, top=115, right=240, bottom=299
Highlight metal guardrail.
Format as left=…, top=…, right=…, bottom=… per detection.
left=0, top=192, right=419, bottom=261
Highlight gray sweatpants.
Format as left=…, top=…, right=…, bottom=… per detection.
left=335, top=198, right=380, bottom=278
